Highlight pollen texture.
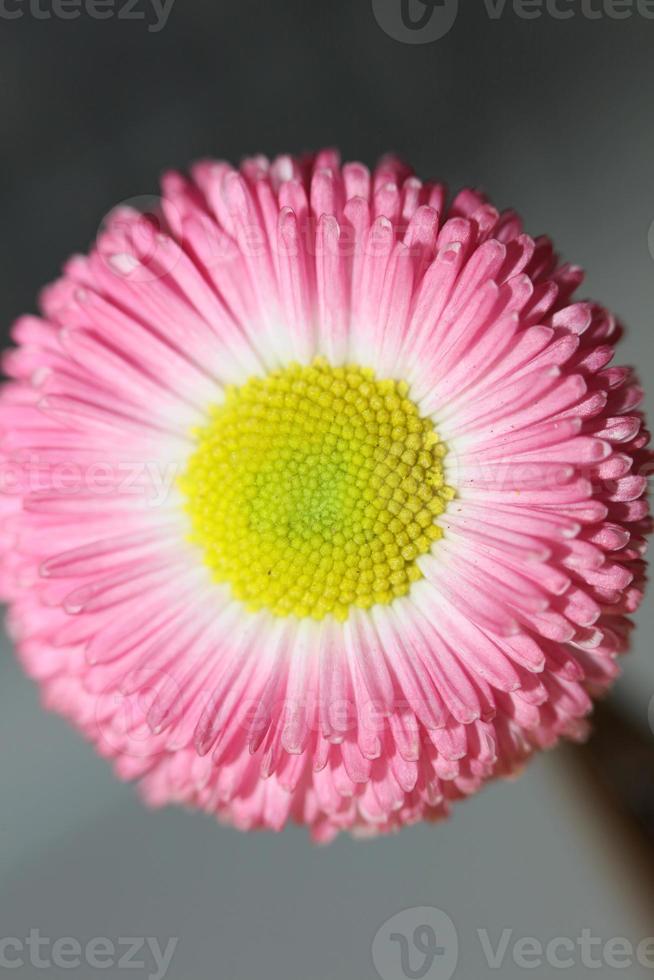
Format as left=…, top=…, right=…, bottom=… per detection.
left=180, top=359, right=453, bottom=620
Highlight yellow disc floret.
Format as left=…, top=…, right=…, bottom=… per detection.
left=179, top=359, right=453, bottom=621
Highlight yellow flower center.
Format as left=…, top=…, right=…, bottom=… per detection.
left=180, top=359, right=453, bottom=621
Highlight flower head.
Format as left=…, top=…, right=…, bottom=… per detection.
left=1, top=150, right=651, bottom=841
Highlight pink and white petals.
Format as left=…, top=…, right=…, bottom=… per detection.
left=0, top=151, right=651, bottom=841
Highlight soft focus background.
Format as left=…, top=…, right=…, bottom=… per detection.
left=1, top=3, right=653, bottom=978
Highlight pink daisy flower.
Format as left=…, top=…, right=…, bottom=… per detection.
left=1, top=150, right=651, bottom=842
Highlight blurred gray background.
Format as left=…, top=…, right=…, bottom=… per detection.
left=1, top=2, right=653, bottom=977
